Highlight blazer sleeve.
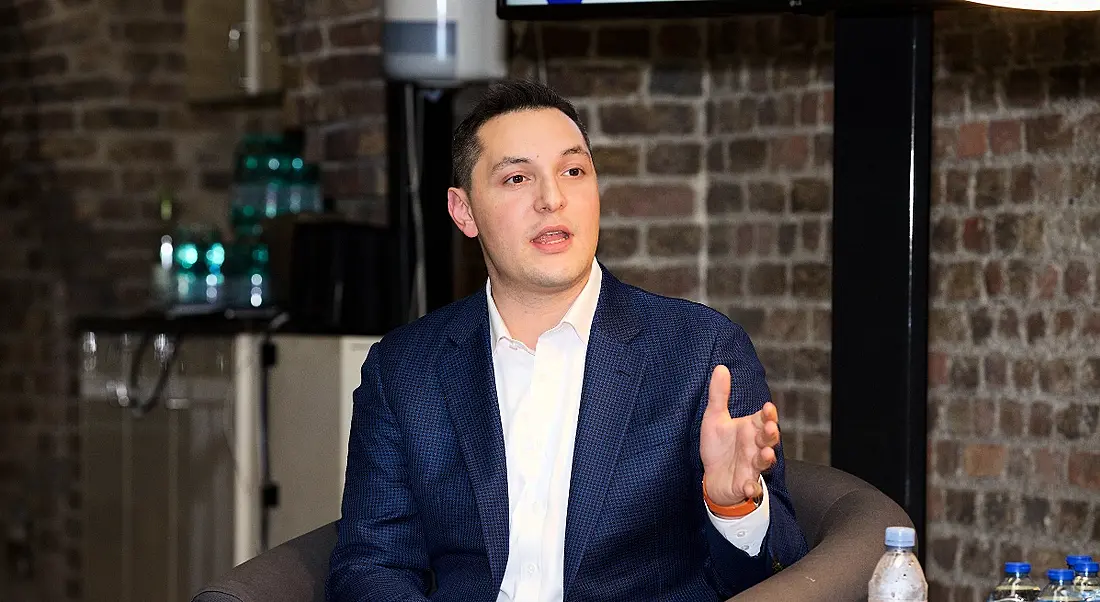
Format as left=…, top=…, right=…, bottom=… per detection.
left=325, top=343, right=432, bottom=602
left=695, top=319, right=810, bottom=597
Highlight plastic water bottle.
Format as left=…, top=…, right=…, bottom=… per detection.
left=868, top=526, right=927, bottom=602
left=1074, top=562, right=1100, bottom=601
left=1069, top=557, right=1095, bottom=571
left=1037, top=569, right=1082, bottom=602
left=986, top=562, right=1041, bottom=602
left=283, top=160, right=322, bottom=214
left=151, top=189, right=177, bottom=308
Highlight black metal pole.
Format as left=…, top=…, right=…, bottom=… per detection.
left=831, top=10, right=932, bottom=565
left=387, top=82, right=459, bottom=319
left=386, top=81, right=414, bottom=324
left=418, top=88, right=457, bottom=313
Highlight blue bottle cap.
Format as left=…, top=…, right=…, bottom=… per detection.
left=1076, top=562, right=1100, bottom=574
left=1048, top=568, right=1076, bottom=582
left=1005, top=562, right=1031, bottom=574
left=1067, top=555, right=1094, bottom=567
left=884, top=526, right=916, bottom=547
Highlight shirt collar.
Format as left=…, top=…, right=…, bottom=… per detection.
left=486, top=259, right=602, bottom=347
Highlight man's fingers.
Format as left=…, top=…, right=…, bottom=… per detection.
left=755, top=420, right=781, bottom=448
left=752, top=445, right=776, bottom=472
left=750, top=402, right=777, bottom=430
left=704, top=365, right=732, bottom=422
left=742, top=473, right=765, bottom=500
left=763, top=401, right=778, bottom=423
left=742, top=478, right=757, bottom=500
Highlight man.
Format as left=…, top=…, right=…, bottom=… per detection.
left=327, top=79, right=808, bottom=602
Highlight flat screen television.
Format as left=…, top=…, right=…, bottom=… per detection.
left=499, top=0, right=789, bottom=19
left=498, top=0, right=964, bottom=19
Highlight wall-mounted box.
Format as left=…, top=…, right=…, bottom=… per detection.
left=184, top=0, right=283, bottom=104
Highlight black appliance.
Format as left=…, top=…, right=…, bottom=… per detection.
left=263, top=215, right=404, bottom=335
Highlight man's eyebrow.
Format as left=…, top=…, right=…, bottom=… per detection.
left=562, top=145, right=590, bottom=159
left=489, top=146, right=590, bottom=175
left=489, top=156, right=529, bottom=175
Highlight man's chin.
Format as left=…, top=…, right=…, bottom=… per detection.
left=538, top=268, right=593, bottom=292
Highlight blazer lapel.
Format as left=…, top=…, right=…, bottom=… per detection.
left=562, top=272, right=646, bottom=597
left=439, top=292, right=510, bottom=588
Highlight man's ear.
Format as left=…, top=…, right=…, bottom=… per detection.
left=447, top=187, right=479, bottom=238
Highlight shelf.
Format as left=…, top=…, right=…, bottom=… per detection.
left=72, top=307, right=385, bottom=337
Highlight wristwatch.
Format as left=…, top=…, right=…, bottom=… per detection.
left=702, top=475, right=763, bottom=518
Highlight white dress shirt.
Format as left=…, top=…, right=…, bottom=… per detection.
left=488, top=259, right=771, bottom=602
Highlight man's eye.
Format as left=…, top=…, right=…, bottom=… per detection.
left=508, top=175, right=525, bottom=185
left=565, top=168, right=582, bottom=177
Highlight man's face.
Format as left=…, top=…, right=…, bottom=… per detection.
left=447, top=108, right=599, bottom=296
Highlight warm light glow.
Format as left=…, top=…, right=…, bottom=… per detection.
left=966, top=0, right=1100, bottom=10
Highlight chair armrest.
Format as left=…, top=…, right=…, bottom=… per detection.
left=727, top=487, right=913, bottom=602
left=191, top=522, right=337, bottom=602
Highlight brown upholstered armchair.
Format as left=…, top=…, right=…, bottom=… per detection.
left=191, top=459, right=913, bottom=602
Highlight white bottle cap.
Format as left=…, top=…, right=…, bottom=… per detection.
left=885, top=526, right=916, bottom=547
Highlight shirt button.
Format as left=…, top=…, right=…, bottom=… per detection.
left=736, top=530, right=747, bottom=538
left=526, top=563, right=537, bottom=575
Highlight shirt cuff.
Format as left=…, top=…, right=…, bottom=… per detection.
left=704, top=476, right=771, bottom=557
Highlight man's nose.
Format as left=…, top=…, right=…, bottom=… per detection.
left=535, top=178, right=566, bottom=213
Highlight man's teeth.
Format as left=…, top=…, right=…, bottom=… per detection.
left=536, top=230, right=568, bottom=241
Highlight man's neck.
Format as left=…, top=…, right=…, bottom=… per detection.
left=491, top=271, right=591, bottom=350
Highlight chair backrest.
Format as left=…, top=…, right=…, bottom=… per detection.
left=728, top=458, right=913, bottom=602
left=784, top=458, right=888, bottom=547
left=192, top=521, right=337, bottom=602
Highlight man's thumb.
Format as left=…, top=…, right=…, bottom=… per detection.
left=704, top=365, right=732, bottom=421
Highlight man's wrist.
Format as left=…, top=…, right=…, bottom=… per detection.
left=703, top=474, right=762, bottom=518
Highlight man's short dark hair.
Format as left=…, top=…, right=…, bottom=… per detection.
left=452, top=79, right=591, bottom=193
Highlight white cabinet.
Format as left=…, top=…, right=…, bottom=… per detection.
left=78, top=330, right=380, bottom=602
left=264, top=335, right=381, bottom=550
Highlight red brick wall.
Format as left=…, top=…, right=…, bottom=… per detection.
left=514, top=10, right=1100, bottom=602
left=0, top=0, right=279, bottom=598
left=927, top=9, right=1100, bottom=602
left=511, top=16, right=835, bottom=465
left=0, top=0, right=386, bottom=597
left=274, top=0, right=387, bottom=222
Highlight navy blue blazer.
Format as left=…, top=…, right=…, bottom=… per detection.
left=327, top=267, right=808, bottom=601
